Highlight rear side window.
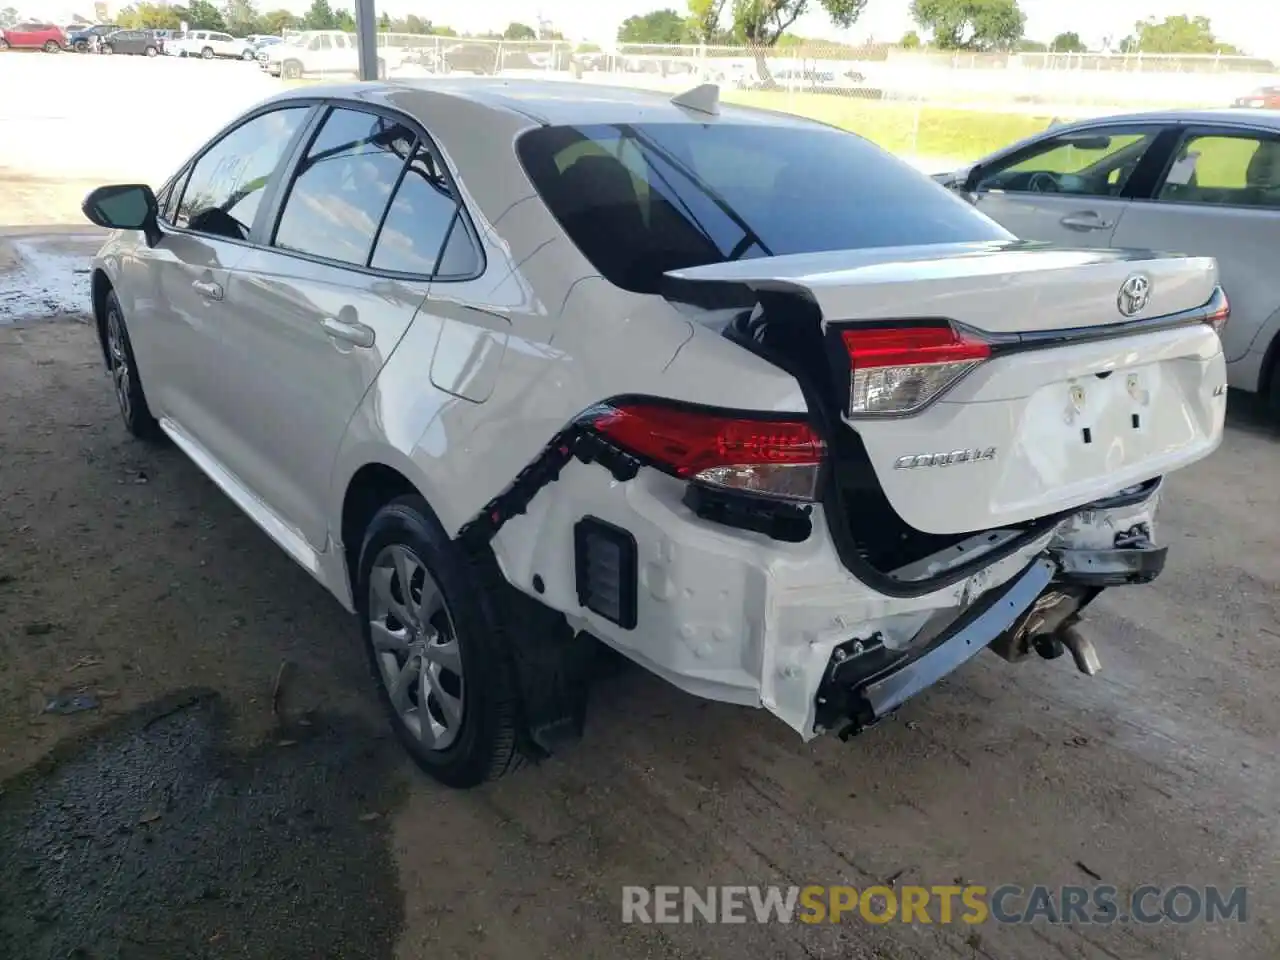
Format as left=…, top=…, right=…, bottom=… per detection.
left=369, top=143, right=473, bottom=276
left=174, top=105, right=308, bottom=241
left=1157, top=132, right=1280, bottom=209
left=273, top=107, right=416, bottom=266
left=516, top=122, right=1007, bottom=294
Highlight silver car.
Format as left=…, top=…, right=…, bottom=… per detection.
left=935, top=108, right=1280, bottom=410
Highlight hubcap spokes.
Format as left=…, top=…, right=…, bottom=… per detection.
left=368, top=544, right=464, bottom=750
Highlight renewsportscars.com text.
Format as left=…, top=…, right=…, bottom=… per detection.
left=621, top=884, right=1247, bottom=925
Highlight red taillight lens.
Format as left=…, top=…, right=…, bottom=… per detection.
left=588, top=402, right=825, bottom=502
left=841, top=324, right=990, bottom=416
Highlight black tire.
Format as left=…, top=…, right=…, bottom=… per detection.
left=282, top=59, right=302, bottom=79
left=241, top=48, right=255, bottom=60
left=102, top=290, right=160, bottom=441
left=0, top=38, right=9, bottom=50
left=43, top=40, right=60, bottom=53
left=356, top=495, right=523, bottom=788
left=145, top=45, right=157, bottom=57
left=201, top=46, right=213, bottom=59
left=100, top=43, right=113, bottom=54
left=73, top=40, right=87, bottom=53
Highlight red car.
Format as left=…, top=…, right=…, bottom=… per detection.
left=1231, top=85, right=1280, bottom=109
left=0, top=22, right=66, bottom=52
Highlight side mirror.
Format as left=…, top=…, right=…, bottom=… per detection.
left=82, top=184, right=162, bottom=247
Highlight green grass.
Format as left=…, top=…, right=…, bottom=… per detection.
left=723, top=90, right=1055, bottom=162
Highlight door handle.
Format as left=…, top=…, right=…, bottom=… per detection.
left=1059, top=213, right=1114, bottom=231
left=320, top=315, right=375, bottom=348
left=191, top=279, right=223, bottom=300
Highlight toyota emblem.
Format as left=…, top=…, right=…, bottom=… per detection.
left=1117, top=274, right=1151, bottom=317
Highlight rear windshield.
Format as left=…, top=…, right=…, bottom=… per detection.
left=516, top=122, right=1009, bottom=294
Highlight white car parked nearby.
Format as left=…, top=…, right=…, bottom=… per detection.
left=935, top=108, right=1280, bottom=410
left=258, top=29, right=386, bottom=79
left=167, top=29, right=256, bottom=60
left=82, top=80, right=1228, bottom=789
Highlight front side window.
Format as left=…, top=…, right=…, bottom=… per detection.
left=975, top=127, right=1161, bottom=198
left=370, top=142, right=472, bottom=275
left=1157, top=132, right=1280, bottom=208
left=273, top=107, right=416, bottom=265
left=517, top=122, right=1008, bottom=294
left=174, top=106, right=308, bottom=241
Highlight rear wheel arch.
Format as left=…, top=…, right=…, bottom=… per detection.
left=341, top=462, right=424, bottom=594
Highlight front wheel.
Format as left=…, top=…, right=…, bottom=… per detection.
left=100, top=43, right=113, bottom=55
left=145, top=45, right=157, bottom=57
left=102, top=291, right=160, bottom=441
left=0, top=38, right=9, bottom=50
left=357, top=496, right=523, bottom=788
left=201, top=46, right=213, bottom=59
left=281, top=58, right=301, bottom=79
left=43, top=40, right=60, bottom=53
left=241, top=48, right=255, bottom=60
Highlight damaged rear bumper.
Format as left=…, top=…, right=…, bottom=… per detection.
left=814, top=529, right=1165, bottom=737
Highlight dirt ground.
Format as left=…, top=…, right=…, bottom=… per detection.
left=2, top=261, right=1280, bottom=959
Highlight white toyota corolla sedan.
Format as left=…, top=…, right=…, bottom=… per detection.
left=83, top=79, right=1228, bottom=788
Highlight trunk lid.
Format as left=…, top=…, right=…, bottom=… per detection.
left=667, top=241, right=1228, bottom=536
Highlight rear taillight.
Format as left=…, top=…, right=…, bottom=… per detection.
left=1203, top=290, right=1229, bottom=332
left=587, top=402, right=825, bottom=502
left=841, top=324, right=990, bottom=417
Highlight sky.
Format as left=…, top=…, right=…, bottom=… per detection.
left=22, top=0, right=1277, bottom=57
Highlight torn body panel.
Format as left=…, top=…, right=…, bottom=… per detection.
left=484, top=433, right=1166, bottom=737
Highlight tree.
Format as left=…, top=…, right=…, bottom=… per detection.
left=503, top=21, right=537, bottom=40
left=301, top=0, right=335, bottom=30
left=617, top=8, right=688, bottom=44
left=1049, top=31, right=1085, bottom=53
left=402, top=14, right=428, bottom=33
left=117, top=2, right=183, bottom=28
left=333, top=8, right=355, bottom=31
left=910, top=0, right=1025, bottom=51
left=732, top=0, right=866, bottom=48
left=223, top=0, right=260, bottom=36
left=687, top=0, right=727, bottom=43
left=185, top=0, right=226, bottom=29
left=259, top=8, right=298, bottom=33
left=0, top=7, right=18, bottom=27
left=378, top=11, right=390, bottom=30
left=900, top=29, right=921, bottom=48
left=1121, top=16, right=1240, bottom=55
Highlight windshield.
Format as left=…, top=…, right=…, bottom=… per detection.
left=517, top=122, right=1008, bottom=294
left=286, top=34, right=308, bottom=46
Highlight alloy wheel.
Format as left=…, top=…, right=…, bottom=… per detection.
left=105, top=308, right=132, bottom=422
left=368, top=544, right=465, bottom=751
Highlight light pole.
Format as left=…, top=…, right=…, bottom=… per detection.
left=354, top=0, right=378, bottom=80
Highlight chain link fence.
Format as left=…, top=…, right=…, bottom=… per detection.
left=272, top=30, right=1279, bottom=169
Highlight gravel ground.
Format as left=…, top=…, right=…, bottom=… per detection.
left=3, top=50, right=1280, bottom=960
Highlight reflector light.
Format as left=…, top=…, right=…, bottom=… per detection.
left=841, top=324, right=990, bottom=416
left=588, top=403, right=825, bottom=501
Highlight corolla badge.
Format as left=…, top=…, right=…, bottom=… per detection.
left=1117, top=273, right=1151, bottom=317
left=894, top=448, right=997, bottom=469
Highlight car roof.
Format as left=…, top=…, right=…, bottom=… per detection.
left=270, top=78, right=836, bottom=131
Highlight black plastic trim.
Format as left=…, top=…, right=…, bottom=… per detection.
left=1051, top=541, right=1167, bottom=586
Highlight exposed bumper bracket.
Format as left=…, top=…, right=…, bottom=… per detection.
left=816, top=557, right=1057, bottom=735
left=1051, top=538, right=1167, bottom=586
